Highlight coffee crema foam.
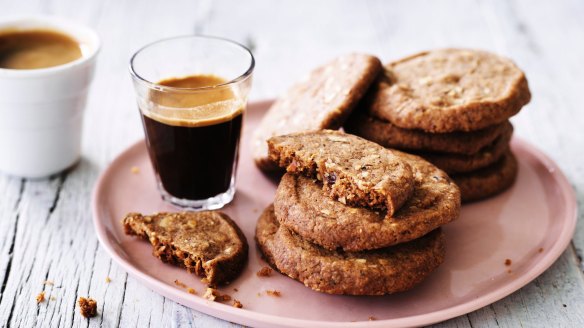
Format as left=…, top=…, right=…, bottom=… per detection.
left=0, top=29, right=82, bottom=69
left=143, top=100, right=244, bottom=128
left=142, top=74, right=244, bottom=127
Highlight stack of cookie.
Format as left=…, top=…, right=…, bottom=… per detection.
left=345, top=49, right=531, bottom=202
left=255, top=130, right=460, bottom=295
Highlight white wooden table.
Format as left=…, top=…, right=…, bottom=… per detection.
left=1, top=0, right=583, bottom=327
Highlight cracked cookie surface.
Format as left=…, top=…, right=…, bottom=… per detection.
left=268, top=130, right=415, bottom=216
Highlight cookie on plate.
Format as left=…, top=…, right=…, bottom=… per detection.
left=274, top=150, right=459, bottom=251
left=451, top=150, right=518, bottom=202
left=345, top=111, right=512, bottom=155
left=122, top=211, right=248, bottom=286
left=256, top=205, right=445, bottom=295
left=363, top=49, right=530, bottom=132
left=252, top=53, right=382, bottom=171
left=268, top=130, right=415, bottom=216
left=415, top=123, right=513, bottom=174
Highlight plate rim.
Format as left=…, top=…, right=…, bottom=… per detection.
left=91, top=99, right=577, bottom=328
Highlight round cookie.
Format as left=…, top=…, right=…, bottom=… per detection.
left=452, top=150, right=518, bottom=202
left=274, top=151, right=460, bottom=251
left=345, top=111, right=512, bottom=155
left=252, top=53, right=382, bottom=171
left=415, top=123, right=513, bottom=174
left=256, top=205, right=445, bottom=295
left=363, top=49, right=531, bottom=132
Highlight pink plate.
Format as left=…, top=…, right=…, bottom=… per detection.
left=92, top=100, right=577, bottom=328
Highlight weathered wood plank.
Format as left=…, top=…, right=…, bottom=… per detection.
left=0, top=177, right=24, bottom=316
left=0, top=175, right=64, bottom=327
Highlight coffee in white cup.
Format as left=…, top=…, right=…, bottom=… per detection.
left=0, top=16, right=100, bottom=178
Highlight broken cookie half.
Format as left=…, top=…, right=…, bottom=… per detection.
left=268, top=130, right=415, bottom=216
left=122, top=211, right=248, bottom=286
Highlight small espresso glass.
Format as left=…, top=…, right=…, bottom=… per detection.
left=130, top=35, right=254, bottom=210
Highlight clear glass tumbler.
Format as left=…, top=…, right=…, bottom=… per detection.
left=130, top=36, right=254, bottom=210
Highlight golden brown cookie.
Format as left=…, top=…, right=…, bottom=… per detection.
left=122, top=211, right=248, bottom=286
left=415, top=123, right=513, bottom=174
left=362, top=49, right=530, bottom=132
left=452, top=150, right=518, bottom=202
left=255, top=205, right=445, bottom=295
left=345, top=111, right=512, bottom=155
left=268, top=130, right=415, bottom=217
left=274, top=151, right=459, bottom=251
left=253, top=53, right=382, bottom=171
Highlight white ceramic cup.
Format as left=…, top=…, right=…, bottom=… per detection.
left=0, top=16, right=100, bottom=178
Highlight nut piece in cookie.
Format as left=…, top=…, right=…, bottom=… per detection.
left=268, top=130, right=414, bottom=216
left=252, top=53, right=382, bottom=171
left=364, top=49, right=531, bottom=132
left=256, top=205, right=445, bottom=295
left=122, top=211, right=248, bottom=286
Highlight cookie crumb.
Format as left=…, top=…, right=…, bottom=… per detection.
left=204, top=288, right=218, bottom=301
left=538, top=247, right=544, bottom=253
left=217, top=294, right=232, bottom=302
left=78, top=297, right=97, bottom=318
left=130, top=166, right=140, bottom=174
left=174, top=279, right=187, bottom=289
left=256, top=266, right=273, bottom=277
left=105, top=277, right=112, bottom=283
left=36, top=291, right=45, bottom=303
left=266, top=290, right=281, bottom=297
left=257, top=292, right=262, bottom=297
left=203, top=287, right=230, bottom=302
left=232, top=299, right=243, bottom=308
left=187, top=288, right=196, bottom=295
left=50, top=296, right=56, bottom=301
left=504, top=259, right=512, bottom=266
left=43, top=280, right=54, bottom=286
left=368, top=316, right=377, bottom=321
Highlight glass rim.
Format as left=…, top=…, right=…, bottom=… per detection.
left=129, top=34, right=255, bottom=93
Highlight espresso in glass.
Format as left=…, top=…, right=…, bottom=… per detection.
left=130, top=35, right=254, bottom=210
left=141, top=75, right=243, bottom=200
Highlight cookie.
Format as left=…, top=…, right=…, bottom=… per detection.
left=122, top=211, right=248, bottom=286
left=452, top=150, right=518, bottom=202
left=416, top=123, right=513, bottom=174
left=274, top=150, right=459, bottom=251
left=268, top=130, right=415, bottom=216
left=363, top=49, right=530, bottom=132
left=252, top=53, right=382, bottom=171
left=345, top=111, right=512, bottom=155
left=255, top=205, right=445, bottom=295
